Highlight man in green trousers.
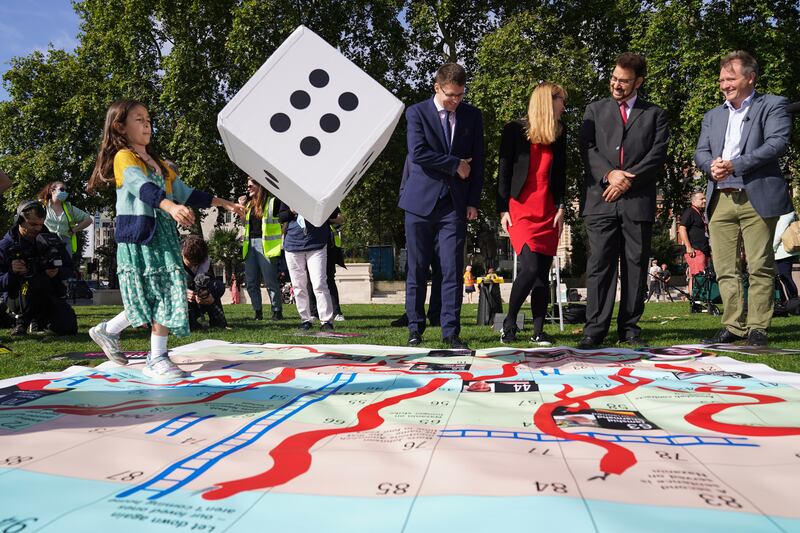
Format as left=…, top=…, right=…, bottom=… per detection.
left=695, top=50, right=793, bottom=346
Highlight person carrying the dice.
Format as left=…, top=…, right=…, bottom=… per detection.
left=86, top=98, right=243, bottom=380
left=278, top=201, right=339, bottom=331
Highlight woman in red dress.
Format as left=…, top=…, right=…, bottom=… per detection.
left=497, top=82, right=567, bottom=345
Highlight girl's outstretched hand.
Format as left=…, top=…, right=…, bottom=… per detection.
left=168, top=204, right=195, bottom=226
left=216, top=198, right=246, bottom=218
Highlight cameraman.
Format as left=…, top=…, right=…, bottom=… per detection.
left=182, top=235, right=227, bottom=331
left=0, top=200, right=77, bottom=336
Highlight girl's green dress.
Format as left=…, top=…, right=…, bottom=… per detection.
left=116, top=167, right=189, bottom=336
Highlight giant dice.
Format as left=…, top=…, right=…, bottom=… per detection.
left=218, top=25, right=404, bottom=226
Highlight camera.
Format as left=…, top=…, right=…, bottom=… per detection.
left=35, top=233, right=65, bottom=271
left=8, top=233, right=64, bottom=278
left=193, top=272, right=211, bottom=301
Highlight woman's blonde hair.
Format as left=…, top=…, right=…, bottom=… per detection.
left=526, top=82, right=567, bottom=145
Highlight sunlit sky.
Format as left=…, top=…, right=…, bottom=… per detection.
left=0, top=1, right=81, bottom=101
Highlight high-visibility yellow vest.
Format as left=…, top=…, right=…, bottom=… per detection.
left=333, top=227, right=342, bottom=248
left=62, top=202, right=78, bottom=254
left=242, top=197, right=282, bottom=259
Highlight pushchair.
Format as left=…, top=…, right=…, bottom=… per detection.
left=671, top=264, right=721, bottom=315
left=689, top=264, right=722, bottom=316
left=690, top=267, right=722, bottom=315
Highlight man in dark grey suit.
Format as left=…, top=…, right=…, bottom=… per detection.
left=578, top=53, right=669, bottom=349
left=695, top=51, right=792, bottom=347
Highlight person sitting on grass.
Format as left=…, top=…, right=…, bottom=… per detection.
left=182, top=235, right=228, bottom=331
left=0, top=200, right=77, bottom=336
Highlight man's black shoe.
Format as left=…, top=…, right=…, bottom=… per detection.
left=391, top=314, right=409, bottom=327
left=702, top=328, right=745, bottom=344
left=408, top=332, right=422, bottom=346
left=443, top=336, right=468, bottom=350
left=254, top=310, right=263, bottom=321
left=320, top=321, right=334, bottom=331
left=746, top=329, right=768, bottom=347
left=577, top=336, right=598, bottom=350
left=299, top=321, right=313, bottom=331
left=619, top=335, right=645, bottom=347
left=271, top=310, right=284, bottom=320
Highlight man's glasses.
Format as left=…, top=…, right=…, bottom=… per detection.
left=610, top=76, right=634, bottom=85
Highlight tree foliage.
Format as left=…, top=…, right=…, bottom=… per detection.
left=1, top=0, right=798, bottom=265
left=207, top=227, right=241, bottom=283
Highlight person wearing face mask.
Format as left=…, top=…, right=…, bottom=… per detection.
left=37, top=181, right=92, bottom=259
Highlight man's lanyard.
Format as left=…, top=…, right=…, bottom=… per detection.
left=691, top=206, right=708, bottom=238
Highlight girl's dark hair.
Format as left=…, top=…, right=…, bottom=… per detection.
left=87, top=99, right=166, bottom=193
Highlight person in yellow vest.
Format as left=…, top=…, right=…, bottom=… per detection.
left=38, top=181, right=92, bottom=259
left=238, top=178, right=283, bottom=320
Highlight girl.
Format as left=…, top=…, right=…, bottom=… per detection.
left=37, top=181, right=92, bottom=258
left=87, top=99, right=243, bottom=379
left=497, top=82, right=568, bottom=346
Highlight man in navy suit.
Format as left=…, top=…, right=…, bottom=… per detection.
left=398, top=63, right=484, bottom=348
left=695, top=50, right=793, bottom=347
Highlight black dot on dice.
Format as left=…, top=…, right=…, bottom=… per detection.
left=270, top=113, right=291, bottom=133
left=290, top=90, right=311, bottom=109
left=320, top=113, right=340, bottom=133
left=309, top=69, right=329, bottom=88
left=300, top=136, right=321, bottom=156
left=338, top=92, right=359, bottom=111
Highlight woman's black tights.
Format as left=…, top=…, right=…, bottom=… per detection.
left=503, top=245, right=553, bottom=334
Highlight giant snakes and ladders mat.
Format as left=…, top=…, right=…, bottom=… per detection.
left=1, top=340, right=800, bottom=532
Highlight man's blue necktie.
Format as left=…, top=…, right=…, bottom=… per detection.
left=443, top=110, right=452, bottom=152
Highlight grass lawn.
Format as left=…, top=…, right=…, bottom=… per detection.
left=1, top=302, right=800, bottom=379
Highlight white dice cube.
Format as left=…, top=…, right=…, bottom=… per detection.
left=218, top=25, right=405, bottom=226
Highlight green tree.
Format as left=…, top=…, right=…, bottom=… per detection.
left=631, top=0, right=800, bottom=218
left=0, top=49, right=102, bottom=213
left=208, top=227, right=241, bottom=284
